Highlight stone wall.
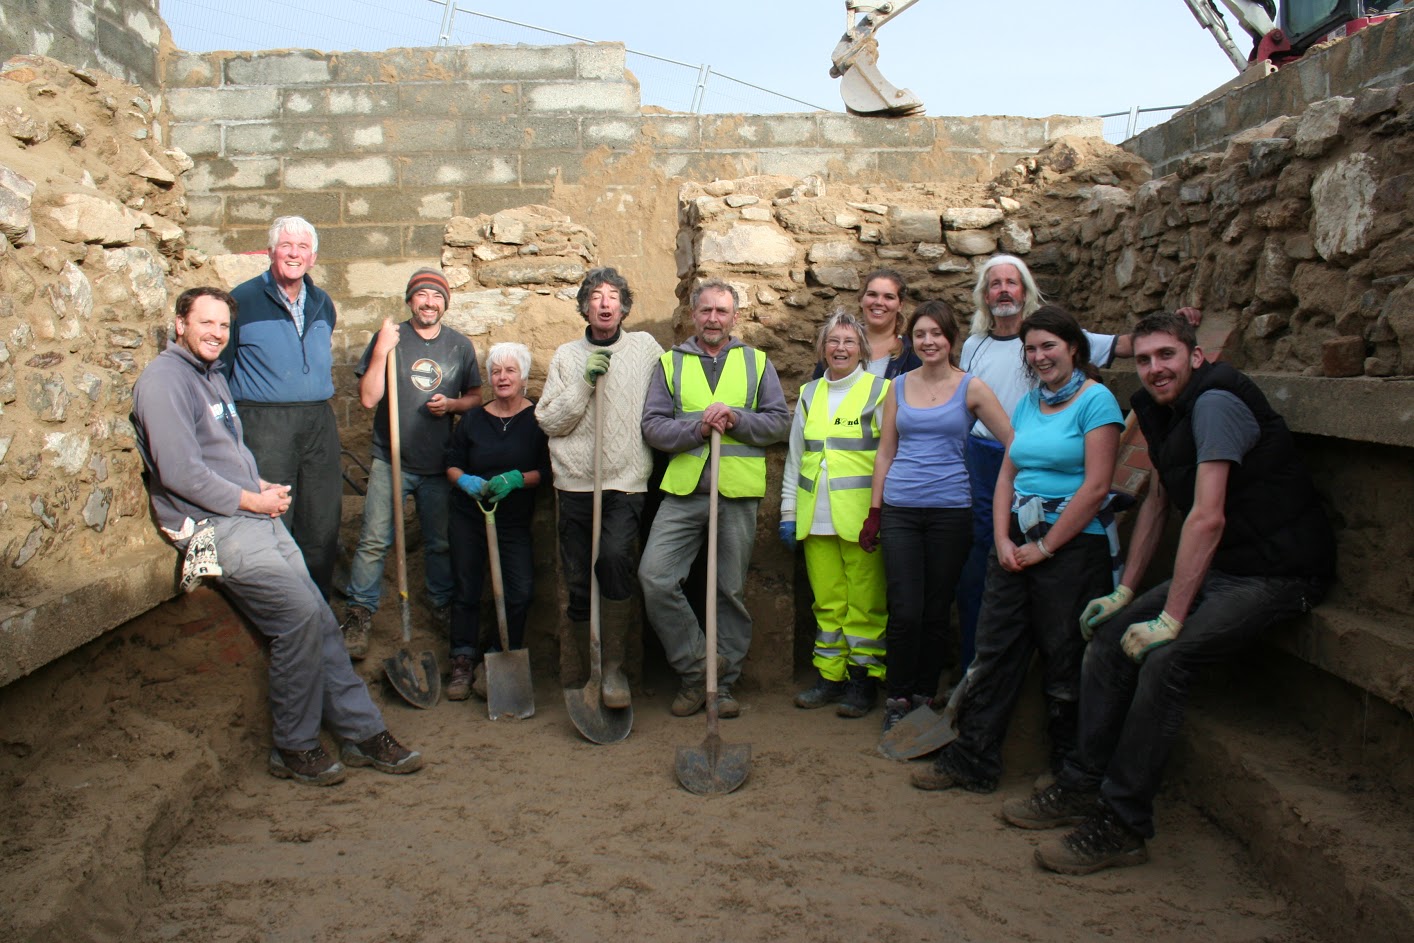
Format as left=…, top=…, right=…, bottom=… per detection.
left=0, top=0, right=163, bottom=91
left=1127, top=12, right=1414, bottom=177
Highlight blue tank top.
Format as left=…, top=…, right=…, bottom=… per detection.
left=883, top=373, right=974, bottom=509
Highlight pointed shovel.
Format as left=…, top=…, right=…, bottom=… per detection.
left=478, top=497, right=534, bottom=720
left=876, top=669, right=968, bottom=761
left=381, top=344, right=441, bottom=709
left=564, top=383, right=632, bottom=743
left=675, top=430, right=751, bottom=795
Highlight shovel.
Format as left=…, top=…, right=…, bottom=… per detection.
left=564, top=383, right=632, bottom=743
left=675, top=430, right=751, bottom=795
left=477, top=497, right=534, bottom=720
left=381, top=344, right=442, bottom=709
left=877, top=669, right=969, bottom=761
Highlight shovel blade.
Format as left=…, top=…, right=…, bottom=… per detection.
left=877, top=704, right=959, bottom=761
left=383, top=648, right=442, bottom=709
left=563, top=682, right=632, bottom=744
left=485, top=649, right=535, bottom=721
left=675, top=734, right=751, bottom=796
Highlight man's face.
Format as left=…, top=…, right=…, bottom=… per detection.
left=985, top=264, right=1026, bottom=320
left=407, top=288, right=446, bottom=329
left=175, top=295, right=231, bottom=365
left=584, top=282, right=627, bottom=340
left=270, top=227, right=316, bottom=288
left=692, top=287, right=737, bottom=353
left=1135, top=331, right=1204, bottom=405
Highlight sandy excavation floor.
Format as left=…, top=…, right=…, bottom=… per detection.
left=126, top=636, right=1320, bottom=943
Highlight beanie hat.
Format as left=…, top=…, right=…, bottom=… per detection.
left=405, top=268, right=450, bottom=306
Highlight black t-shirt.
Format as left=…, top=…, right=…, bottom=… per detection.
left=444, top=403, right=551, bottom=527
left=356, top=322, right=480, bottom=475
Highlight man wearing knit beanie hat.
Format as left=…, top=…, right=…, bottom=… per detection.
left=339, top=268, right=482, bottom=659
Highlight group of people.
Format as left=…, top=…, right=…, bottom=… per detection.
left=130, top=214, right=1335, bottom=878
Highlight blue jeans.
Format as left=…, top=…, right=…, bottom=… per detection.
left=955, top=436, right=1006, bottom=671
left=881, top=504, right=972, bottom=700
left=344, top=457, right=453, bottom=613
left=1058, top=570, right=1325, bottom=838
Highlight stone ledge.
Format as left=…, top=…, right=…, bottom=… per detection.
left=0, top=544, right=177, bottom=687
left=1274, top=606, right=1414, bottom=714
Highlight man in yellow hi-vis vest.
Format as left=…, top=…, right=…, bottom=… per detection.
left=639, top=280, right=790, bottom=719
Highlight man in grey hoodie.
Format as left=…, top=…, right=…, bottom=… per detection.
left=132, top=286, right=422, bottom=787
left=638, top=280, right=790, bottom=718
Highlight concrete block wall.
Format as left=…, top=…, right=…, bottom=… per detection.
left=0, top=0, right=163, bottom=90
left=1127, top=12, right=1414, bottom=176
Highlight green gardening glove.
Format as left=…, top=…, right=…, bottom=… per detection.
left=485, top=470, right=525, bottom=503
left=1120, top=611, right=1183, bottom=662
left=584, top=350, right=612, bottom=386
left=1078, top=585, right=1135, bottom=641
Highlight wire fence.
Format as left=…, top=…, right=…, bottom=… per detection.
left=1099, top=106, right=1184, bottom=144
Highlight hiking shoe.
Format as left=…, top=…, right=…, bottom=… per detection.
left=836, top=667, right=877, bottom=718
left=471, top=661, right=488, bottom=700
left=1002, top=782, right=1097, bottom=830
left=1036, top=805, right=1149, bottom=875
left=910, top=754, right=996, bottom=793
left=794, top=676, right=847, bottom=709
left=716, top=686, right=740, bottom=719
left=340, top=605, right=372, bottom=660
left=269, top=745, right=345, bottom=786
left=882, top=697, right=912, bottom=733
left=340, top=730, right=423, bottom=775
left=446, top=654, right=474, bottom=702
left=671, top=680, right=706, bottom=717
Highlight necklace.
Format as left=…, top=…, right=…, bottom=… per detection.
left=488, top=402, right=522, bottom=432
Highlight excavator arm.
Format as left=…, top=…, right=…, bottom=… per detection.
left=830, top=0, right=927, bottom=117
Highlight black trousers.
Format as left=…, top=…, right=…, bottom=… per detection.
left=556, top=490, right=644, bottom=620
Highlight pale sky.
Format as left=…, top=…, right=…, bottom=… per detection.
left=160, top=0, right=1242, bottom=122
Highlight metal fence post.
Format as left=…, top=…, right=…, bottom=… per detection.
left=437, top=0, right=457, bottom=45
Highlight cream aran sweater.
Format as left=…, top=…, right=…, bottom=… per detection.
left=535, top=329, right=664, bottom=493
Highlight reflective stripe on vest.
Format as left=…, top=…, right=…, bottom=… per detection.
left=795, top=373, right=888, bottom=541
left=660, top=346, right=768, bottom=498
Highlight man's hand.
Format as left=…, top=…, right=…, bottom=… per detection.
left=778, top=519, right=796, bottom=550
left=243, top=483, right=291, bottom=518
left=699, top=402, right=737, bottom=438
left=456, top=473, right=487, bottom=498
left=485, top=470, right=525, bottom=503
left=584, top=351, right=612, bottom=386
left=426, top=393, right=452, bottom=417
left=372, top=318, right=400, bottom=356
left=1176, top=307, right=1203, bottom=327
left=858, top=507, right=882, bottom=553
left=1079, top=585, right=1135, bottom=640
left=1120, top=611, right=1183, bottom=662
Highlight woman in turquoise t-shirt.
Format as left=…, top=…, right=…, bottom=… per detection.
left=910, top=306, right=1124, bottom=794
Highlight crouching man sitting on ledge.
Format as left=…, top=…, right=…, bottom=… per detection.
left=1000, top=310, right=1334, bottom=874
left=131, top=286, right=424, bottom=787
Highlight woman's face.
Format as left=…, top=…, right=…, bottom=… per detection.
left=911, top=315, right=952, bottom=365
left=490, top=358, right=523, bottom=400
left=859, top=278, right=902, bottom=333
left=1023, top=329, right=1077, bottom=389
left=823, top=325, right=863, bottom=379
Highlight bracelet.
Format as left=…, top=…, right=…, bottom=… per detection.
left=1035, top=537, right=1054, bottom=559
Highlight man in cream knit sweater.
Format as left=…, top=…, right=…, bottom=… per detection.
left=536, top=268, right=664, bottom=706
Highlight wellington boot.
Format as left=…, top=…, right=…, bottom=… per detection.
left=599, top=597, right=634, bottom=709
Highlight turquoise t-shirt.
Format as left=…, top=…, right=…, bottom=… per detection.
left=1008, top=382, right=1123, bottom=535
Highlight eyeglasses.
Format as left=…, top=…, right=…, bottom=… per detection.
left=824, top=338, right=860, bottom=350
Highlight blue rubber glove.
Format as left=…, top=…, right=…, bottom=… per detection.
left=1120, top=611, right=1183, bottom=662
left=778, top=520, right=796, bottom=549
left=485, top=469, right=525, bottom=503
left=457, top=474, right=487, bottom=498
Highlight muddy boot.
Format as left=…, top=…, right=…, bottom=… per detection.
left=794, top=674, right=847, bottom=709
left=340, top=605, right=372, bottom=661
left=559, top=620, right=590, bottom=688
left=836, top=664, right=877, bottom=718
left=599, top=597, right=633, bottom=709
left=446, top=654, right=474, bottom=702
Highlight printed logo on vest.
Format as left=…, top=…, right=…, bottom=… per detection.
left=410, top=358, right=443, bottom=392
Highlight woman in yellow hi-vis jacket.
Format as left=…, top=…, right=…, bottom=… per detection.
left=782, top=311, right=892, bottom=718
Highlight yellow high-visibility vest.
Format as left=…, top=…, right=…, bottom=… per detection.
left=660, top=346, right=768, bottom=498
left=795, top=373, right=889, bottom=541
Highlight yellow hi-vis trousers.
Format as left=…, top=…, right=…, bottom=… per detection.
left=804, top=534, right=887, bottom=681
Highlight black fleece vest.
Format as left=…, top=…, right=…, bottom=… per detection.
left=1131, top=362, right=1334, bottom=579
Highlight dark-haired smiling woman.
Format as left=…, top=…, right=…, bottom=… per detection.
left=911, top=305, right=1124, bottom=794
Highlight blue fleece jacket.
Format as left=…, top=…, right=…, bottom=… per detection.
left=224, top=269, right=337, bottom=403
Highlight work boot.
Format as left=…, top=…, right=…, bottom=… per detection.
left=716, top=685, right=740, bottom=719
left=340, top=730, right=424, bottom=775
left=446, top=654, right=474, bottom=702
left=1002, top=782, right=1098, bottom=830
left=882, top=697, right=912, bottom=733
left=269, top=745, right=345, bottom=786
left=471, top=661, right=488, bottom=700
left=600, top=597, right=633, bottom=709
left=340, top=605, right=372, bottom=660
left=794, top=675, right=848, bottom=709
left=836, top=665, right=877, bottom=718
left=1035, top=804, right=1148, bottom=875
left=671, top=678, right=706, bottom=717
left=910, top=752, right=996, bottom=793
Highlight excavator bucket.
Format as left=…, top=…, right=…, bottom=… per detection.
left=837, top=38, right=925, bottom=117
